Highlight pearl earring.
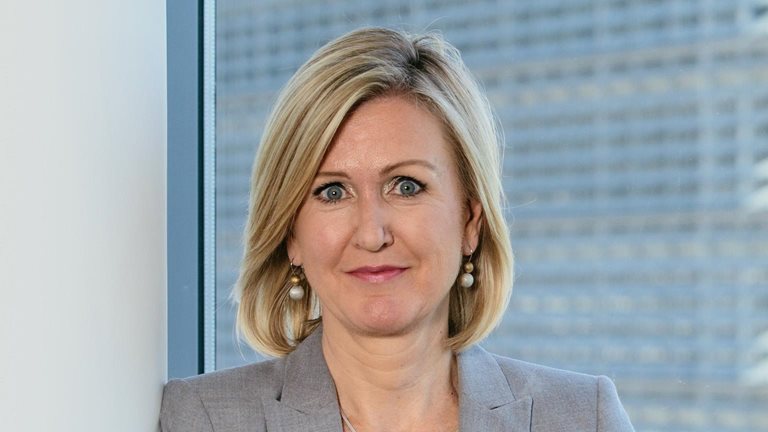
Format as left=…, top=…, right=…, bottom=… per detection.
left=459, top=252, right=475, bottom=288
left=288, top=262, right=305, bottom=300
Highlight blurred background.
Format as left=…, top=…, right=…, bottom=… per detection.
left=213, top=1, right=768, bottom=430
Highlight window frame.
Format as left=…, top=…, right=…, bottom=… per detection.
left=166, top=0, right=217, bottom=378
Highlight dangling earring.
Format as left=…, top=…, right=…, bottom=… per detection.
left=459, top=251, right=475, bottom=288
left=288, top=262, right=305, bottom=300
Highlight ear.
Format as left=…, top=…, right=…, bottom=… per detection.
left=462, top=199, right=483, bottom=255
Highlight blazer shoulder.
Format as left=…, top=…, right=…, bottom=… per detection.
left=161, top=378, right=214, bottom=432
left=179, top=358, right=285, bottom=399
left=160, top=359, right=285, bottom=432
left=492, top=354, right=599, bottom=396
left=491, top=354, right=635, bottom=431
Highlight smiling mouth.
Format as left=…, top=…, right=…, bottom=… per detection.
left=347, top=266, right=407, bottom=283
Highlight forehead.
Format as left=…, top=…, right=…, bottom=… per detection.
left=318, top=96, right=455, bottom=174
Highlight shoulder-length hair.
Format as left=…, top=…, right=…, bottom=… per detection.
left=234, top=27, right=513, bottom=357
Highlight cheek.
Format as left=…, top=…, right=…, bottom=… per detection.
left=294, top=211, right=350, bottom=271
left=401, top=205, right=465, bottom=267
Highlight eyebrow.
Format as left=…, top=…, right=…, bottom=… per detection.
left=315, top=159, right=439, bottom=179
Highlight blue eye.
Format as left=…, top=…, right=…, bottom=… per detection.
left=394, top=177, right=424, bottom=197
left=322, top=185, right=344, bottom=201
left=314, top=183, right=346, bottom=203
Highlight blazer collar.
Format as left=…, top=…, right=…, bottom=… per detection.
left=457, top=345, right=532, bottom=432
left=263, top=327, right=343, bottom=432
left=262, top=327, right=532, bottom=432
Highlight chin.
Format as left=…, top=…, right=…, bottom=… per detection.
left=342, top=300, right=401, bottom=334
left=353, top=321, right=415, bottom=338
left=350, top=300, right=432, bottom=337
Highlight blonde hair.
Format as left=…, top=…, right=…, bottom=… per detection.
left=235, top=27, right=513, bottom=357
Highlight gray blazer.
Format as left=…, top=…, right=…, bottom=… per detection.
left=161, top=328, right=634, bottom=431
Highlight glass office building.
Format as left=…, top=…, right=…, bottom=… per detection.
left=215, top=1, right=768, bottom=430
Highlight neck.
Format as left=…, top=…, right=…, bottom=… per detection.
left=322, top=319, right=458, bottom=432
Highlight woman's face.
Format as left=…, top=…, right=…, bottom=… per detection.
left=288, top=96, right=482, bottom=338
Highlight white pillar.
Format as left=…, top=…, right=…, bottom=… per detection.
left=0, top=1, right=167, bottom=431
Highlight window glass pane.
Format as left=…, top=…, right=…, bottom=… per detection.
left=214, top=1, right=768, bottom=430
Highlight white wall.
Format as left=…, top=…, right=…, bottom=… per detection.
left=0, top=1, right=167, bottom=431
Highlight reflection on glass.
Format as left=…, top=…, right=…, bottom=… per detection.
left=215, top=1, right=768, bottom=430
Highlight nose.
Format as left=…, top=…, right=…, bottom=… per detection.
left=352, top=194, right=393, bottom=252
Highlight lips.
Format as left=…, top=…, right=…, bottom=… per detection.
left=347, top=265, right=407, bottom=283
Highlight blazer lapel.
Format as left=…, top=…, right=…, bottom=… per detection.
left=262, top=328, right=343, bottom=432
left=262, top=399, right=341, bottom=432
left=457, top=345, right=532, bottom=432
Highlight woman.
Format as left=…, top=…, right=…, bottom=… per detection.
left=160, top=27, right=635, bottom=431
